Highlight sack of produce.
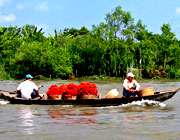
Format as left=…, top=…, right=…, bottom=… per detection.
left=105, top=89, right=119, bottom=98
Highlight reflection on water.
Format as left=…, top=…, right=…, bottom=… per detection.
left=19, top=107, right=35, bottom=135
left=123, top=113, right=154, bottom=121
left=120, top=103, right=164, bottom=121
left=47, top=108, right=98, bottom=124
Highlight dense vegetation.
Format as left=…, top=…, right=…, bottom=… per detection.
left=0, top=6, right=180, bottom=79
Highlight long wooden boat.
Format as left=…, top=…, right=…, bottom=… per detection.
left=0, top=88, right=179, bottom=107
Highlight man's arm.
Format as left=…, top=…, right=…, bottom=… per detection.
left=16, top=90, right=21, bottom=97
left=134, top=80, right=140, bottom=91
left=35, top=90, right=41, bottom=97
left=123, top=79, right=129, bottom=90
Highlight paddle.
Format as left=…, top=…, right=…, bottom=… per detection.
left=0, top=85, right=44, bottom=95
left=0, top=89, right=17, bottom=94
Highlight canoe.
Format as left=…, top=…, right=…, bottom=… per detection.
left=0, top=88, right=179, bottom=107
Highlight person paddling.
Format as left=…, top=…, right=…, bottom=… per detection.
left=123, top=72, right=140, bottom=98
left=16, top=74, right=42, bottom=99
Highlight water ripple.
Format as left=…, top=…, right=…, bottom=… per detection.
left=0, top=100, right=9, bottom=105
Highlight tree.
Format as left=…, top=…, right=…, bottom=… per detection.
left=63, top=26, right=90, bottom=37
left=9, top=41, right=73, bottom=79
left=160, top=24, right=175, bottom=72
left=21, top=24, right=46, bottom=42
left=105, top=6, right=135, bottom=40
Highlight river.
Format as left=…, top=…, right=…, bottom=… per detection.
left=0, top=79, right=180, bottom=140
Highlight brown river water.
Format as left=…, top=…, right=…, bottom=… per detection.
left=0, top=79, right=180, bottom=140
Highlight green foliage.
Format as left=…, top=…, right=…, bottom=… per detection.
left=0, top=64, right=11, bottom=79
left=63, top=26, right=90, bottom=37
left=0, top=6, right=180, bottom=79
left=165, top=66, right=180, bottom=79
left=21, top=24, right=46, bottom=42
left=9, top=41, right=72, bottom=79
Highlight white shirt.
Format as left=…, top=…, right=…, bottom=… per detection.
left=17, top=80, right=38, bottom=99
left=123, top=79, right=140, bottom=90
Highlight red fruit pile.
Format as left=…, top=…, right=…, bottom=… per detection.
left=46, top=82, right=98, bottom=96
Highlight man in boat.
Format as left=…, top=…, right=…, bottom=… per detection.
left=16, top=74, right=42, bottom=99
left=123, top=72, right=140, bottom=98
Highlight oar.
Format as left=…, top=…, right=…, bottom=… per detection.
left=0, top=89, right=17, bottom=94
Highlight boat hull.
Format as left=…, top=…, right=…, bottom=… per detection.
left=0, top=88, right=179, bottom=107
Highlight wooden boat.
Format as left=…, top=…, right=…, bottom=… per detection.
left=0, top=88, right=179, bottom=107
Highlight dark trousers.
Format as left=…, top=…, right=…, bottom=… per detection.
left=31, top=90, right=38, bottom=99
left=123, top=86, right=139, bottom=97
